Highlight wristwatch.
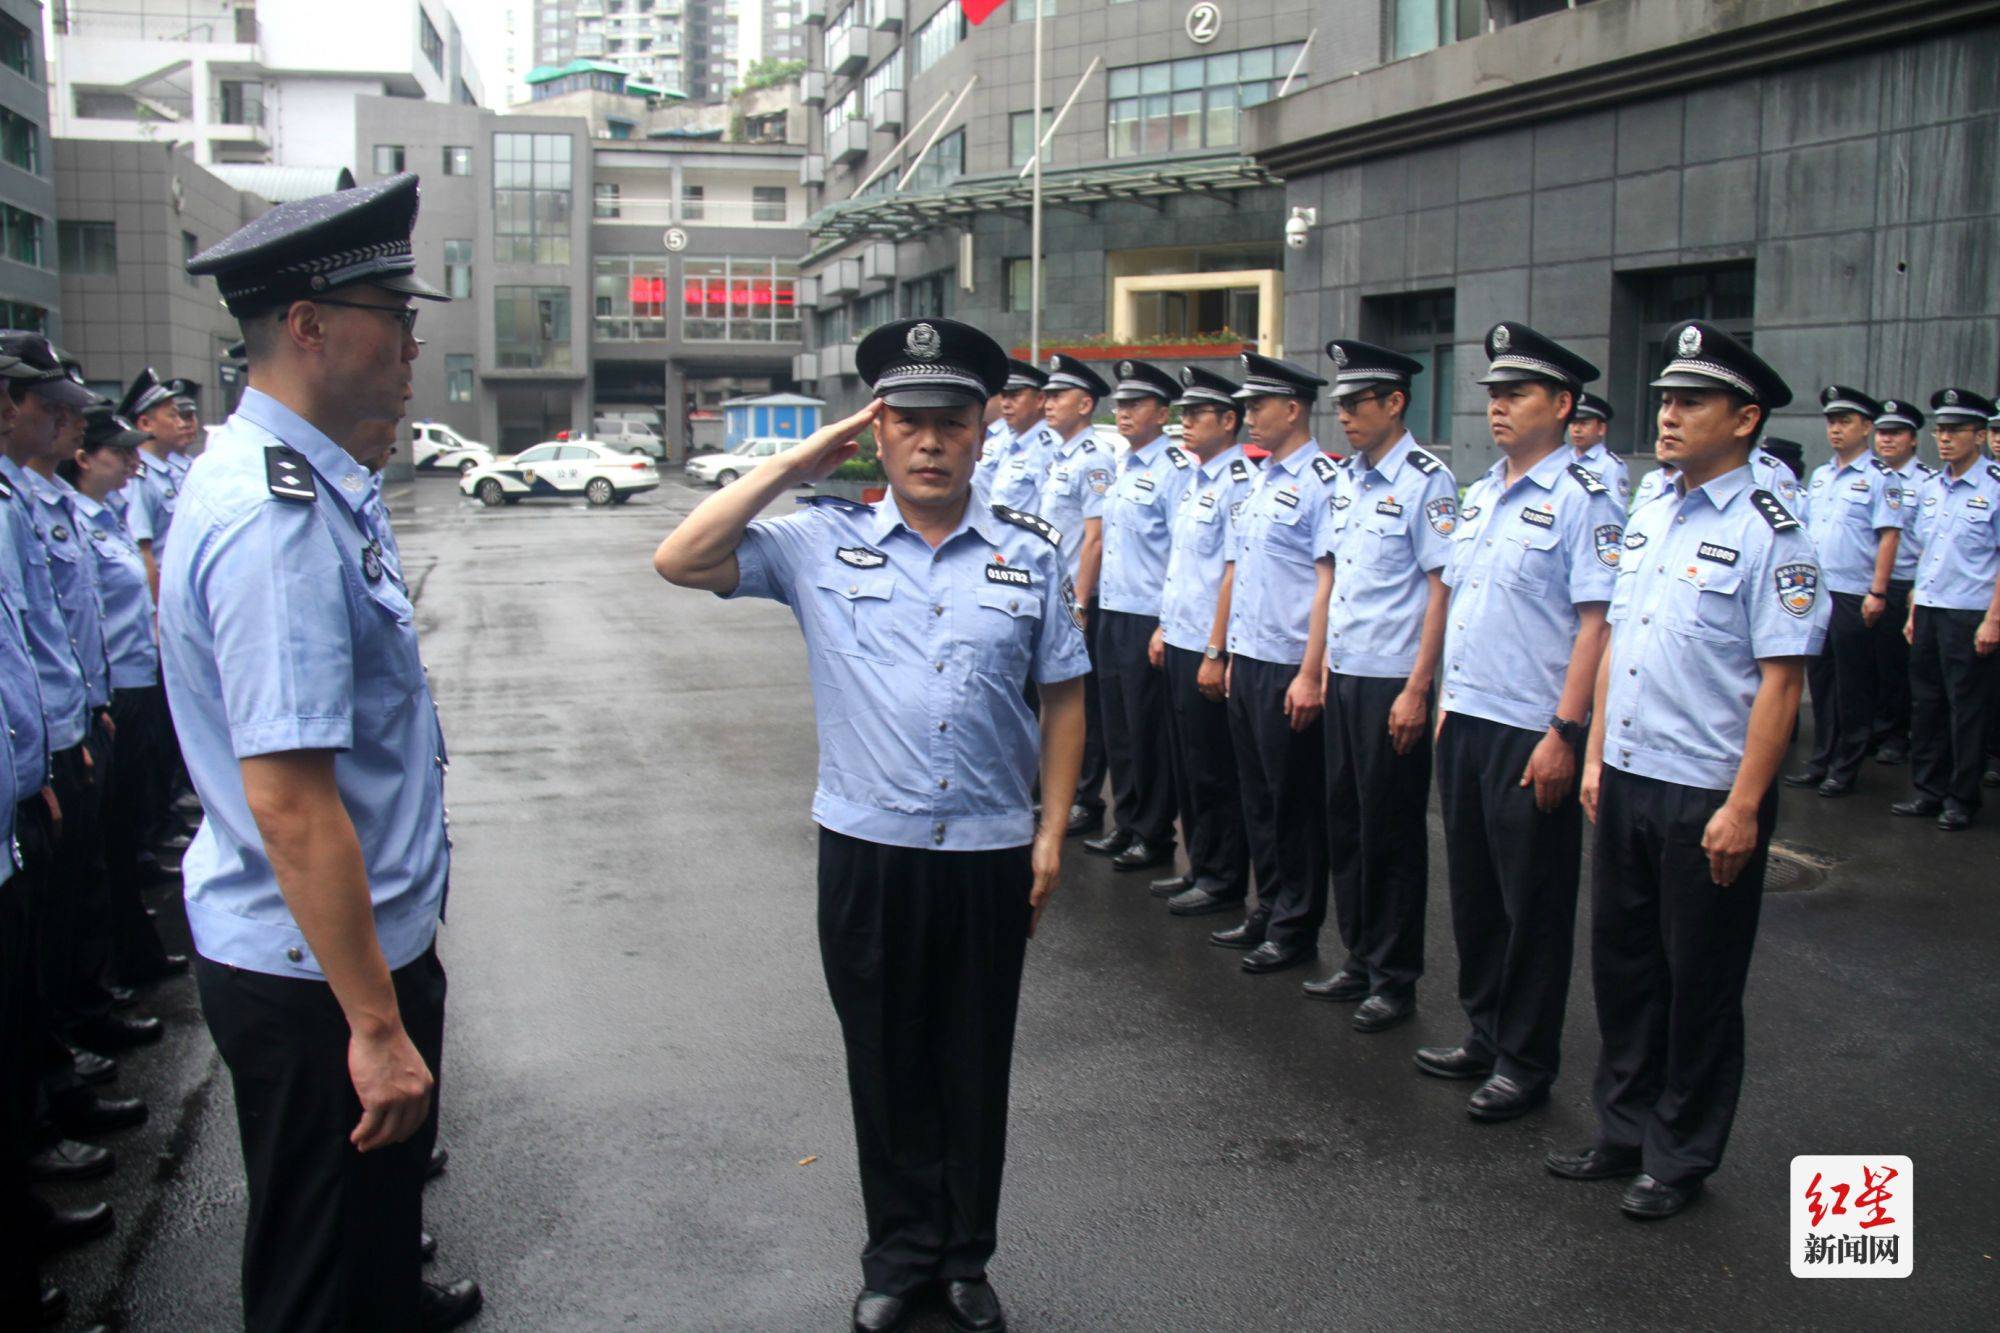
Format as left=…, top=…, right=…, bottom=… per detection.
left=1549, top=715, right=1585, bottom=745
left=1203, top=644, right=1225, bottom=662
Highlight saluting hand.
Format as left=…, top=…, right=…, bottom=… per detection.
left=780, top=400, right=884, bottom=484
left=1702, top=800, right=1760, bottom=886
left=349, top=1024, right=435, bottom=1153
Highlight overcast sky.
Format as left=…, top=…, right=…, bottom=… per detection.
left=459, top=1, right=526, bottom=106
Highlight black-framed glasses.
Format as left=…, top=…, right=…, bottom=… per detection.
left=1332, top=389, right=1385, bottom=412
left=312, top=298, right=419, bottom=336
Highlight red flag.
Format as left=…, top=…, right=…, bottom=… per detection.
left=961, top=0, right=1006, bottom=24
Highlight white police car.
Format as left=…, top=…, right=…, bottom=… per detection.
left=685, top=437, right=791, bottom=487
left=411, top=421, right=496, bottom=474
left=459, top=439, right=660, bottom=507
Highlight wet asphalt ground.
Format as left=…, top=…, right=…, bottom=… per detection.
left=42, top=473, right=2000, bottom=1330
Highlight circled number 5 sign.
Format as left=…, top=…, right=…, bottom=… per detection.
left=663, top=227, right=689, bottom=252
left=1186, top=2, right=1221, bottom=44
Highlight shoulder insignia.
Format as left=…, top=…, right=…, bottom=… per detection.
left=1166, top=446, right=1191, bottom=470
left=264, top=447, right=317, bottom=502
left=1407, top=448, right=1442, bottom=475
left=1989, top=465, right=2000, bottom=483
left=1229, top=459, right=1250, bottom=483
left=1869, top=457, right=1888, bottom=472
left=1079, top=438, right=1098, bottom=453
left=1917, top=462, right=1937, bottom=475
left=801, top=493, right=871, bottom=513
left=1310, top=454, right=1337, bottom=484
left=0, top=473, right=10, bottom=500
left=1750, top=489, right=1800, bottom=532
left=993, top=503, right=1061, bottom=548
left=1566, top=462, right=1608, bottom=496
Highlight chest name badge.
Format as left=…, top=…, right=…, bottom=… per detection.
left=1520, top=507, right=1555, bottom=530
left=1132, top=474, right=1155, bottom=493
left=1272, top=488, right=1300, bottom=509
left=1969, top=495, right=1991, bottom=510
left=1197, top=490, right=1217, bottom=509
left=835, top=546, right=887, bottom=568
left=986, top=562, right=1031, bottom=587
left=1375, top=501, right=1404, bottom=517
left=1696, top=542, right=1740, bottom=566
left=362, top=542, right=385, bottom=583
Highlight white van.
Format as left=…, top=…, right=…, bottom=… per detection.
left=591, top=417, right=666, bottom=459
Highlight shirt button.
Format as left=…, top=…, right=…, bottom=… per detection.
left=935, top=661, right=944, bottom=672
left=285, top=947, right=303, bottom=963
left=933, top=605, right=944, bottom=616
left=1621, top=718, right=1631, bottom=728
left=938, top=720, right=948, bottom=731
left=1628, top=668, right=1637, bottom=676
left=938, top=778, right=949, bottom=790
left=1641, top=616, right=1650, bottom=624
left=932, top=823, right=945, bottom=845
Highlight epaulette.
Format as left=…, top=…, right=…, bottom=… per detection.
left=1310, top=453, right=1337, bottom=484
left=0, top=472, right=10, bottom=500
left=264, top=447, right=317, bottom=502
left=1566, top=462, right=1608, bottom=496
left=1407, top=448, right=1443, bottom=475
left=1917, top=462, right=1937, bottom=475
left=1988, top=464, right=2000, bottom=484
left=799, top=493, right=871, bottom=512
left=1228, top=459, right=1250, bottom=483
left=1166, top=446, right=1191, bottom=470
left=1750, top=489, right=1800, bottom=532
left=993, top=503, right=1061, bottom=548
left=1869, top=457, right=1888, bottom=472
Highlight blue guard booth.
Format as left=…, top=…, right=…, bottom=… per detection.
left=722, top=393, right=824, bottom=448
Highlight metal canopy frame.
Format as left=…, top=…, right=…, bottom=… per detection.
left=803, top=152, right=1279, bottom=254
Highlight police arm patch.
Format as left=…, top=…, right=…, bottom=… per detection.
left=1425, top=495, right=1457, bottom=535
left=1594, top=523, right=1624, bottom=567
left=1775, top=561, right=1820, bottom=617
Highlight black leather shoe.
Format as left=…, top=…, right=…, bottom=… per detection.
left=154, top=830, right=193, bottom=852
left=1620, top=1173, right=1701, bottom=1220
left=1413, top=1045, right=1493, bottom=1081
left=56, top=1091, right=147, bottom=1136
left=1937, top=806, right=1973, bottom=831
left=1816, top=776, right=1853, bottom=797
left=1148, top=874, right=1193, bottom=899
left=1302, top=969, right=1367, bottom=1002
left=39, top=1280, right=67, bottom=1326
left=1467, top=1074, right=1549, bottom=1122
left=1168, top=885, right=1242, bottom=917
left=1064, top=804, right=1103, bottom=837
left=943, top=1278, right=1005, bottom=1332
left=107, top=985, right=137, bottom=1009
left=421, top=1231, right=438, bottom=1263
left=36, top=1199, right=115, bottom=1254
left=29, top=1139, right=115, bottom=1183
left=1986, top=766, right=2000, bottom=788
left=1209, top=919, right=1264, bottom=949
left=419, top=1279, right=482, bottom=1330
left=72, top=1012, right=163, bottom=1051
left=139, top=953, right=191, bottom=981
left=1782, top=768, right=1825, bottom=789
left=71, top=1046, right=118, bottom=1085
left=1874, top=746, right=1907, bottom=765
left=1353, top=993, right=1415, bottom=1033
left=852, top=1289, right=908, bottom=1332
left=1082, top=828, right=1134, bottom=857
left=1890, top=797, right=1942, bottom=817
left=427, top=1145, right=449, bottom=1181
left=1545, top=1143, right=1642, bottom=1180
left=1241, top=941, right=1316, bottom=975
left=1111, top=838, right=1172, bottom=871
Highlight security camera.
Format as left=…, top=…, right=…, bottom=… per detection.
left=1284, top=206, right=1317, bottom=250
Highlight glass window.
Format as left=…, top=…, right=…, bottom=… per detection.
left=443, top=146, right=473, bottom=176
left=681, top=257, right=800, bottom=342
left=0, top=107, right=38, bottom=173
left=180, top=230, right=197, bottom=284
left=1009, top=108, right=1054, bottom=168
left=863, top=54, right=903, bottom=105
left=0, top=15, right=33, bottom=80
left=592, top=255, right=669, bottom=340
left=681, top=184, right=705, bottom=221
left=58, top=221, right=116, bottom=275
left=1106, top=44, right=1311, bottom=159
left=594, top=183, right=622, bottom=219
left=374, top=144, right=406, bottom=175
left=420, top=12, right=446, bottom=75
left=445, top=354, right=474, bottom=403
left=1393, top=0, right=1485, bottom=61
left=752, top=186, right=787, bottom=222
left=0, top=300, right=44, bottom=331
left=492, top=133, right=573, bottom=264
left=900, top=272, right=946, bottom=318
left=912, top=5, right=967, bottom=76
left=494, top=287, right=572, bottom=369
left=444, top=239, right=473, bottom=299
left=1010, top=0, right=1055, bottom=17
left=906, top=129, right=963, bottom=193
left=1005, top=258, right=1033, bottom=313
left=515, top=444, right=559, bottom=463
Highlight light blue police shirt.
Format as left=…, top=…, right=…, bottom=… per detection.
left=73, top=490, right=158, bottom=690
left=726, top=493, right=1091, bottom=851
left=0, top=586, right=49, bottom=802
left=1635, top=449, right=1800, bottom=515
left=0, top=714, right=12, bottom=884
left=1035, top=427, right=1113, bottom=574
left=1803, top=454, right=1901, bottom=595
left=1319, top=432, right=1458, bottom=679
left=159, top=389, right=449, bottom=980
left=365, top=474, right=406, bottom=590
left=1880, top=457, right=1931, bottom=583
left=126, top=452, right=180, bottom=554
left=35, top=474, right=112, bottom=709
left=1912, top=462, right=2000, bottom=612
left=1160, top=444, right=1256, bottom=653
left=1099, top=434, right=1195, bottom=617
left=1440, top=448, right=1626, bottom=731
left=984, top=420, right=1058, bottom=514
left=1572, top=441, right=1631, bottom=510
left=1603, top=466, right=1828, bottom=789
left=0, top=459, right=89, bottom=751
left=1226, top=442, right=1339, bottom=666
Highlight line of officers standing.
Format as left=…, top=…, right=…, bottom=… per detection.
left=971, top=318, right=2000, bottom=1223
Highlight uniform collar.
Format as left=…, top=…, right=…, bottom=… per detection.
left=1679, top=463, right=1753, bottom=512
left=1941, top=461, right=1984, bottom=489
left=20, top=464, right=64, bottom=504
left=1487, top=445, right=1569, bottom=492
left=0, top=454, right=29, bottom=494
left=232, top=388, right=372, bottom=515
left=1198, top=443, right=1246, bottom=479
left=1268, top=440, right=1322, bottom=475
left=1054, top=425, right=1094, bottom=456
left=67, top=485, right=109, bottom=520
left=868, top=492, right=1001, bottom=548
left=1831, top=451, right=1873, bottom=476
left=1361, top=430, right=1419, bottom=481
left=1125, top=433, right=1168, bottom=465
left=1573, top=440, right=1607, bottom=466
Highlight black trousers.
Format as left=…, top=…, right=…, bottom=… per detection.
left=45, top=728, right=116, bottom=1029
left=1807, top=591, right=1881, bottom=783
left=817, top=828, right=1031, bottom=1297
left=0, top=862, right=37, bottom=1323
left=197, top=948, right=446, bottom=1333
left=13, top=793, right=80, bottom=1134
left=1910, top=606, right=1997, bottom=811
left=108, top=686, right=171, bottom=982
left=1436, top=712, right=1582, bottom=1091
left=1324, top=673, right=1430, bottom=998
left=1590, top=767, right=1774, bottom=1188
left=1094, top=609, right=1177, bottom=845
left=1162, top=645, right=1247, bottom=896
left=1074, top=602, right=1108, bottom=815
left=1226, top=655, right=1327, bottom=952
left=1870, top=580, right=1914, bottom=751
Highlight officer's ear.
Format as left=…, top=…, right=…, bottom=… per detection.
left=1733, top=397, right=1764, bottom=443
left=282, top=300, right=330, bottom=356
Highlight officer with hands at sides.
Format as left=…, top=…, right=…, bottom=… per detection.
left=167, top=174, right=479, bottom=1333
left=1555, top=321, right=1825, bottom=1221
left=1087, top=358, right=1193, bottom=871
left=1304, top=340, right=1456, bottom=1033
left=1787, top=385, right=1902, bottom=795
left=1210, top=353, right=1338, bottom=976
left=1568, top=391, right=1629, bottom=508
left=1420, top=322, right=1623, bottom=1122
left=975, top=359, right=1058, bottom=512
left=1148, top=366, right=1257, bottom=916
left=653, top=317, right=1088, bottom=1333
left=1632, top=425, right=1801, bottom=514
left=1865, top=398, right=1931, bottom=766
left=1893, top=388, right=2000, bottom=830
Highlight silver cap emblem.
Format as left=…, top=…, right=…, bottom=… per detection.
left=1330, top=344, right=1348, bottom=368
left=1047, top=354, right=1061, bottom=373
left=1492, top=324, right=1511, bottom=352
left=1118, top=360, right=1133, bottom=379
left=906, top=322, right=941, bottom=360
left=1944, top=389, right=1960, bottom=405
left=1678, top=324, right=1702, bottom=356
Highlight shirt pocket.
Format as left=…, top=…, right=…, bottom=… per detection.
left=357, top=569, right=424, bottom=692
left=812, top=568, right=898, bottom=662
left=1497, top=526, right=1563, bottom=594
left=1261, top=500, right=1310, bottom=561
left=973, top=582, right=1043, bottom=676
left=1953, top=509, right=1996, bottom=551
left=1666, top=565, right=1743, bottom=643
left=1361, top=513, right=1412, bottom=569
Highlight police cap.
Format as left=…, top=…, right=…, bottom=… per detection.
left=856, top=318, right=1008, bottom=409
left=1649, top=320, right=1791, bottom=409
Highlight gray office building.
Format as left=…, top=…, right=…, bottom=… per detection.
left=1, top=0, right=61, bottom=335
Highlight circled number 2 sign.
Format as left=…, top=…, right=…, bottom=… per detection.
left=1186, top=2, right=1221, bottom=44
left=663, top=227, right=689, bottom=252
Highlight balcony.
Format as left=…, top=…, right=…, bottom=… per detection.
left=800, top=154, right=825, bottom=186
left=872, top=0, right=904, bottom=31
left=801, top=71, right=826, bottom=105
left=798, top=276, right=821, bottom=307
left=861, top=241, right=896, bottom=284
left=793, top=351, right=821, bottom=383
left=828, top=117, right=870, bottom=165
left=821, top=258, right=863, bottom=298
left=869, top=88, right=902, bottom=133
left=826, top=24, right=866, bottom=78
left=819, top=343, right=859, bottom=379
left=804, top=0, right=826, bottom=23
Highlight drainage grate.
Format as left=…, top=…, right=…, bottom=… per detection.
left=1764, top=840, right=1837, bottom=893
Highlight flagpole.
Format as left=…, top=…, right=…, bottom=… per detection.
left=1030, top=0, right=1044, bottom=361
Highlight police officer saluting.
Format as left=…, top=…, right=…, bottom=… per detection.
left=167, top=174, right=478, bottom=1332
left=1149, top=367, right=1257, bottom=916
left=1421, top=322, right=1622, bottom=1121
left=1556, top=321, right=1825, bottom=1220
left=1568, top=391, right=1629, bottom=509
left=1306, top=340, right=1456, bottom=1032
left=975, top=359, right=1058, bottom=512
left=1893, top=388, right=2000, bottom=830
left=1866, top=398, right=1930, bottom=766
left=654, top=318, right=1088, bottom=1333
left=1089, top=359, right=1192, bottom=871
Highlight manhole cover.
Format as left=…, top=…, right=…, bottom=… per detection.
left=1765, top=840, right=1837, bottom=893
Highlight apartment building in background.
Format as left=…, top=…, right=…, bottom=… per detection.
left=1, top=0, right=60, bottom=334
